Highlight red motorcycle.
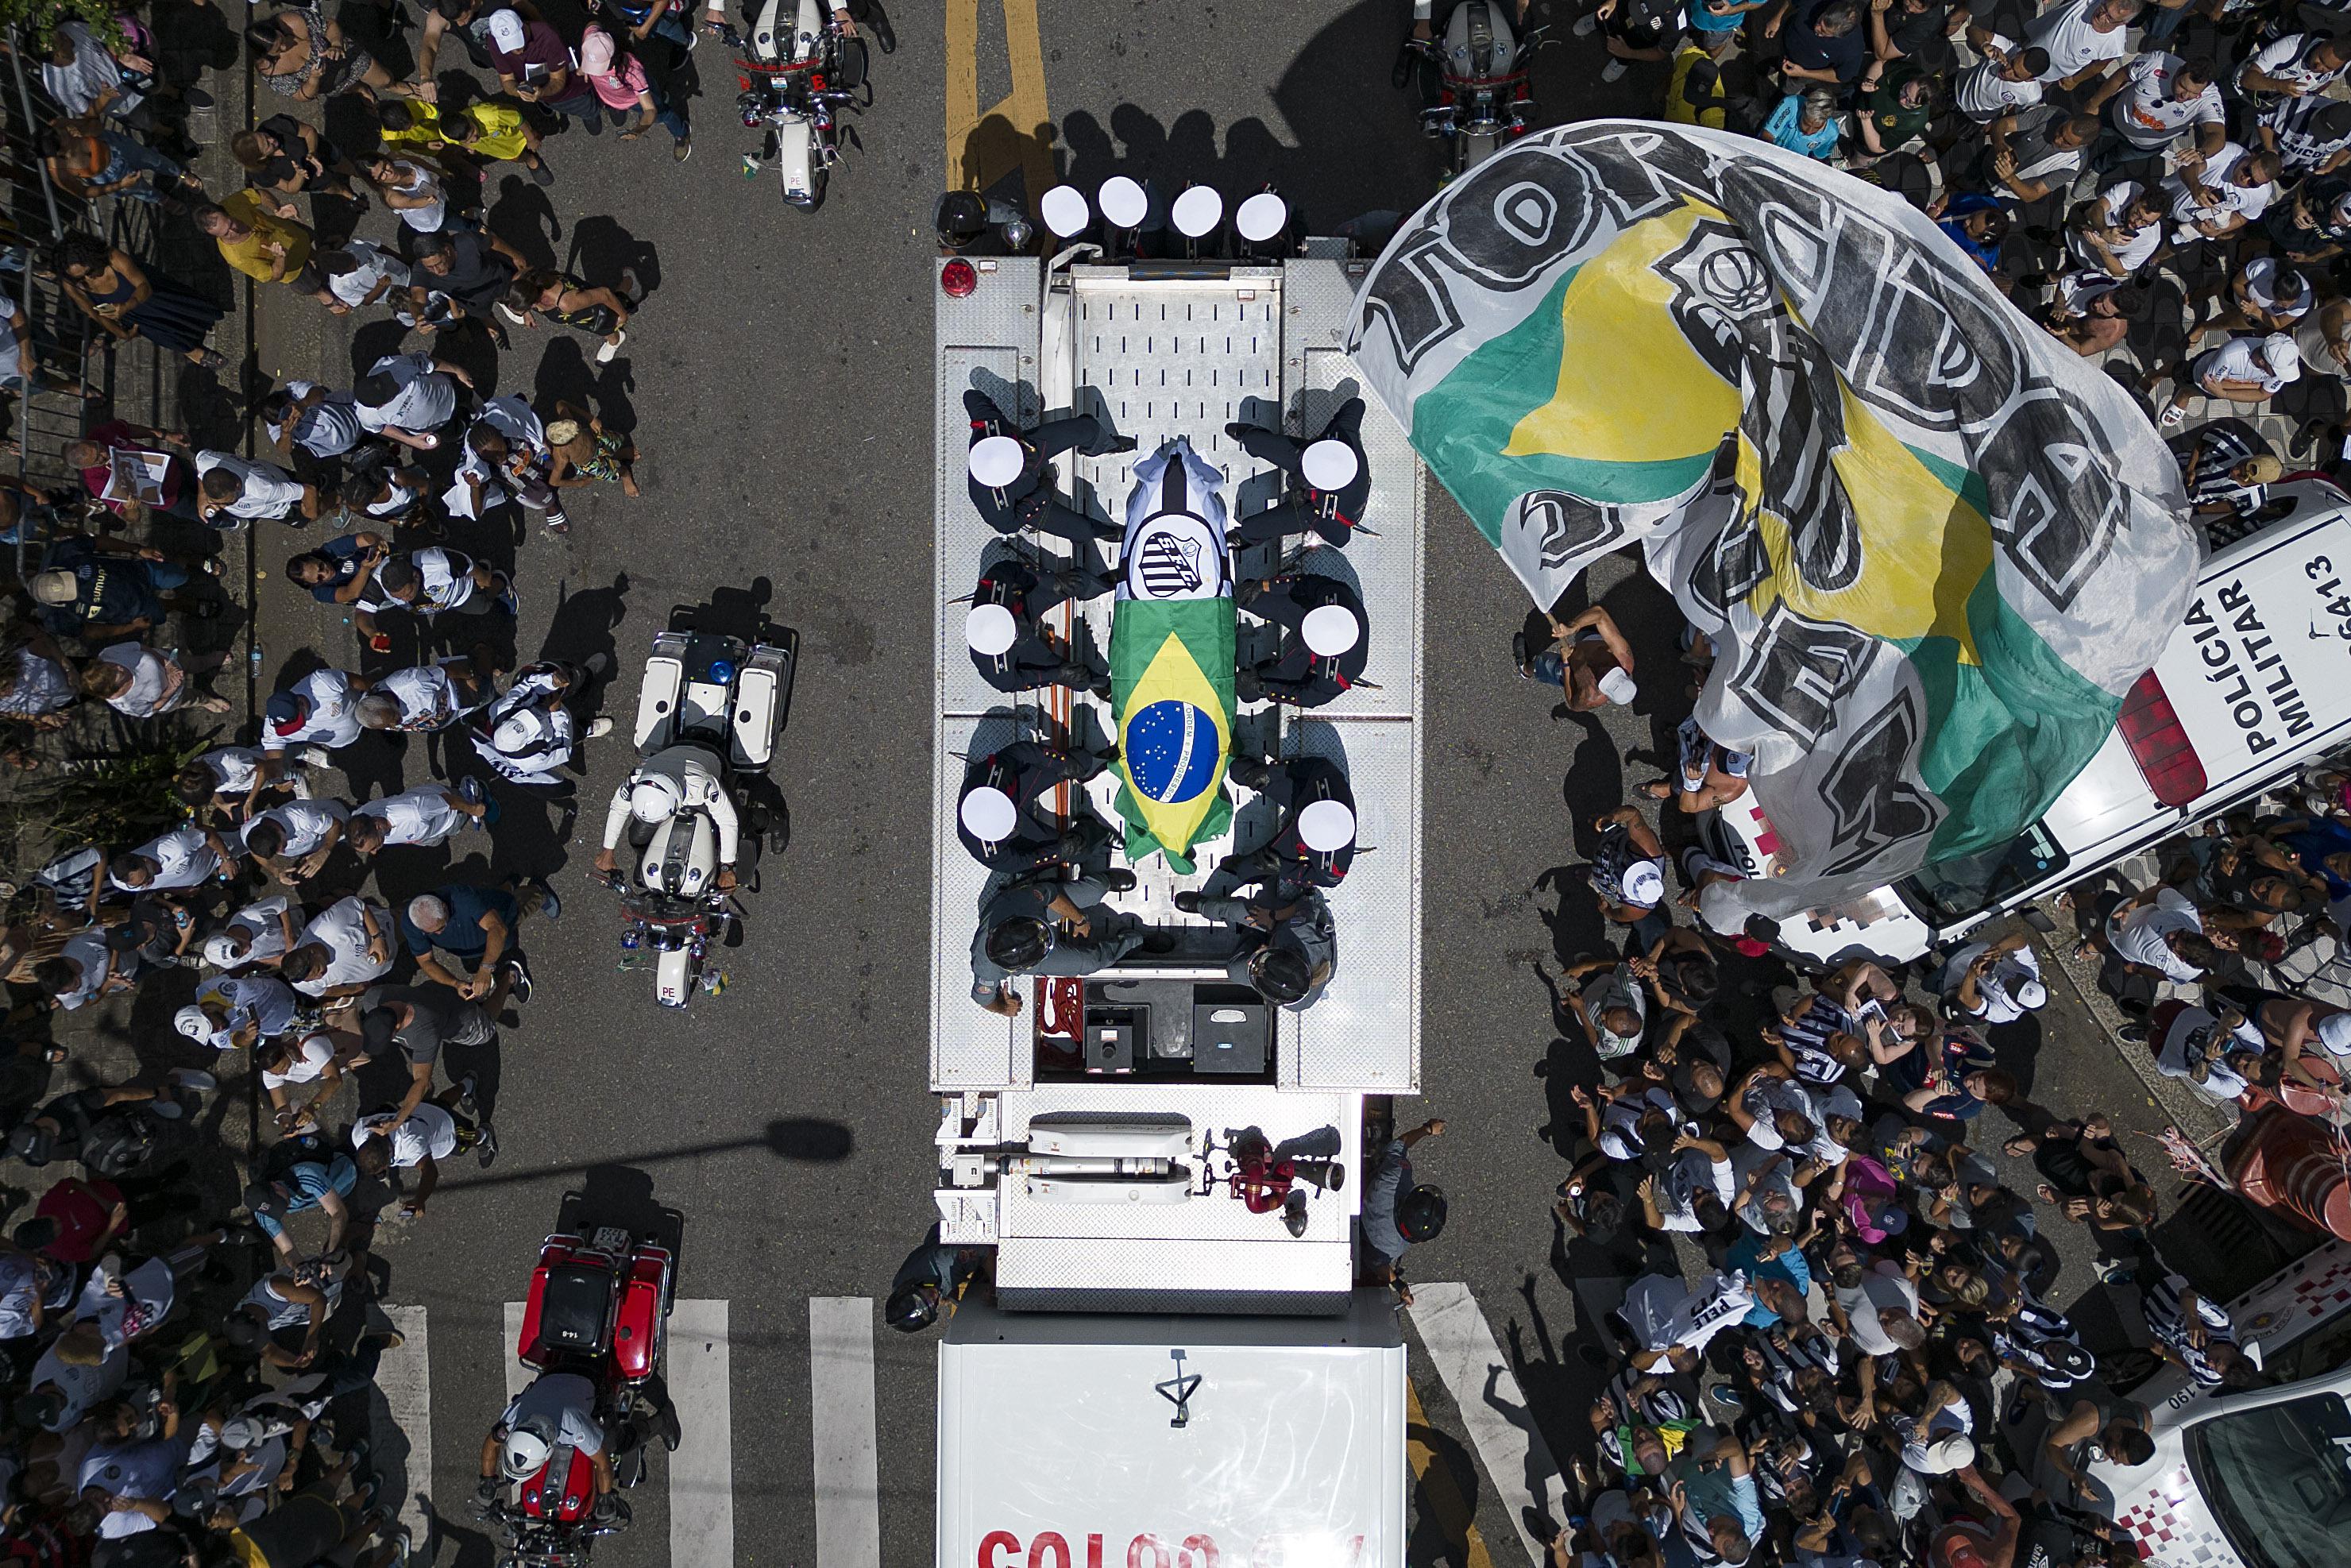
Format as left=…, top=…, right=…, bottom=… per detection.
left=478, top=1222, right=677, bottom=1567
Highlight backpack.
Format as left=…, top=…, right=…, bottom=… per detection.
left=78, top=1112, right=156, bottom=1179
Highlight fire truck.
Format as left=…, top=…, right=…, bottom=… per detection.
left=927, top=220, right=1426, bottom=1568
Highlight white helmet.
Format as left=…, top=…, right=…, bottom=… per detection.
left=1300, top=439, right=1359, bottom=493
left=1301, top=604, right=1361, bottom=657
left=500, top=1421, right=554, bottom=1480
left=629, top=774, right=682, bottom=824
left=1298, top=798, right=1357, bottom=854
left=967, top=434, right=1025, bottom=489
left=959, top=786, right=1019, bottom=843
left=1098, top=176, right=1148, bottom=230
left=965, top=602, right=1018, bottom=656
left=1040, top=183, right=1091, bottom=239
left=493, top=711, right=544, bottom=755
left=1171, top=185, right=1223, bottom=239
left=1235, top=191, right=1289, bottom=244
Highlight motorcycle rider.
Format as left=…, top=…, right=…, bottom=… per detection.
left=594, top=744, right=741, bottom=890
left=480, top=1369, right=614, bottom=1508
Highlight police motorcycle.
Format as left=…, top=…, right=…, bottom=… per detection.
left=715, top=0, right=871, bottom=210
left=1399, top=0, right=1546, bottom=177
left=597, top=612, right=796, bottom=1007
left=475, top=1214, right=678, bottom=1568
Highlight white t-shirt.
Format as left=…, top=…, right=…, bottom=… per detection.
left=2110, top=886, right=2207, bottom=981
left=267, top=669, right=364, bottom=755
left=1956, top=34, right=2044, bottom=122
left=380, top=159, right=447, bottom=233
left=356, top=352, right=459, bottom=437
left=0, top=291, right=21, bottom=385
left=2242, top=257, right=2314, bottom=320
left=1944, top=941, right=2045, bottom=1025
left=29, top=1338, right=128, bottom=1430
left=2167, top=142, right=2279, bottom=228
left=376, top=661, right=464, bottom=728
left=95, top=643, right=172, bottom=717
left=2155, top=1005, right=2259, bottom=1102
left=260, top=1030, right=338, bottom=1091
left=116, top=825, right=218, bottom=892
left=195, top=452, right=306, bottom=520
left=218, top=894, right=292, bottom=969
left=326, top=240, right=409, bottom=309
left=246, top=798, right=348, bottom=859
left=199, top=745, right=267, bottom=794
left=2110, top=52, right=2225, bottom=149
left=1834, top=1262, right=1923, bottom=1355
left=357, top=785, right=463, bottom=848
left=2191, top=335, right=2299, bottom=396
left=294, top=896, right=392, bottom=994
left=2071, top=181, right=2164, bottom=275
left=2026, top=0, right=2127, bottom=82
left=2238, top=33, right=2347, bottom=98
left=355, top=1102, right=459, bottom=1167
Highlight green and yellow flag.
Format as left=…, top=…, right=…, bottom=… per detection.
left=1110, top=441, right=1237, bottom=872
left=1346, top=124, right=2198, bottom=923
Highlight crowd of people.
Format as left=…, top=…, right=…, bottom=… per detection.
left=1637, top=0, right=2351, bottom=509
left=1445, top=555, right=2351, bottom=1560
left=0, top=0, right=831, bottom=1558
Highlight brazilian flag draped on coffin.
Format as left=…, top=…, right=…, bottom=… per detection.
left=1111, top=440, right=1238, bottom=873
left=1344, top=122, right=2199, bottom=925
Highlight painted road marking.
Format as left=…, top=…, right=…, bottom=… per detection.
left=945, top=0, right=1052, bottom=200
left=809, top=1296, right=882, bottom=1568
left=666, top=1300, right=735, bottom=1566
left=376, top=1304, right=433, bottom=1545
left=1407, top=1378, right=1496, bottom=1568
left=503, top=1300, right=528, bottom=1402
left=1410, top=1282, right=1572, bottom=1566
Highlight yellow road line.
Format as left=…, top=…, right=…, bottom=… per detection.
left=1407, top=1381, right=1496, bottom=1568
left=945, top=0, right=980, bottom=160
left=944, top=0, right=1052, bottom=199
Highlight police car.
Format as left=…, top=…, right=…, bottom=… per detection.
left=2083, top=1238, right=2351, bottom=1568
left=1707, top=485, right=2351, bottom=966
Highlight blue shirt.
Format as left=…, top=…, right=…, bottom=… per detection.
left=1938, top=193, right=2005, bottom=272
left=1726, top=1230, right=1812, bottom=1327
left=400, top=882, right=518, bottom=960
left=255, top=1156, right=357, bottom=1239
left=1766, top=94, right=1841, bottom=160
left=2282, top=820, right=2351, bottom=899
left=306, top=532, right=375, bottom=604
left=1362, top=1139, right=1411, bottom=1265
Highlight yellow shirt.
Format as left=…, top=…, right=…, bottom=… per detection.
left=218, top=189, right=314, bottom=284
left=380, top=98, right=531, bottom=164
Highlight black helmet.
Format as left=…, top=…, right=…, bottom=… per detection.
left=984, top=916, right=1052, bottom=972
left=1250, top=945, right=1312, bottom=1004
left=934, top=191, right=989, bottom=247
left=1396, top=1184, right=1448, bottom=1243
left=884, top=1284, right=938, bottom=1334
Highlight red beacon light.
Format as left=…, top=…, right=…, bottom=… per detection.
left=940, top=258, right=979, bottom=298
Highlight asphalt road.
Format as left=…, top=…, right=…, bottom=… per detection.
left=183, top=2, right=2322, bottom=1565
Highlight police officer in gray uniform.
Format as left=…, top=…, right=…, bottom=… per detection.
left=1179, top=886, right=1338, bottom=1008
left=971, top=872, right=1160, bottom=1018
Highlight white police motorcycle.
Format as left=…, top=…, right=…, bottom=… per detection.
left=603, top=617, right=796, bottom=1006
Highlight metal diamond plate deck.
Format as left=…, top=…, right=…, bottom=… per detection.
left=932, top=251, right=1423, bottom=1107
left=993, top=1238, right=1353, bottom=1302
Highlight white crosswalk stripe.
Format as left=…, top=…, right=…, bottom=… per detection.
left=374, top=1304, right=433, bottom=1546
left=1409, top=1281, right=1573, bottom=1567
left=665, top=1299, right=735, bottom=1566
left=809, top=1296, right=882, bottom=1568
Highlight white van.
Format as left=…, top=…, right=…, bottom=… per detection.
left=2083, top=1237, right=2351, bottom=1568
left=1708, top=486, right=2351, bottom=966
